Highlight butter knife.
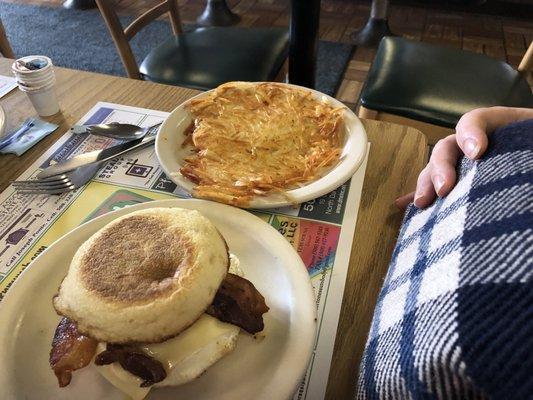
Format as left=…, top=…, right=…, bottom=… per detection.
left=37, top=135, right=156, bottom=179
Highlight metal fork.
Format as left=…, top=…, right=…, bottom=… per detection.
left=12, top=163, right=102, bottom=195
left=12, top=122, right=161, bottom=195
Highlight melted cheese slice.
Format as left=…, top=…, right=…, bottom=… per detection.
left=94, top=255, right=243, bottom=400
left=149, top=315, right=239, bottom=386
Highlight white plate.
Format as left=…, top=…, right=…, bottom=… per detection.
left=155, top=82, right=368, bottom=209
left=0, top=105, right=6, bottom=139
left=0, top=199, right=316, bottom=400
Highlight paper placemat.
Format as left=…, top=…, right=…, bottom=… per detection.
left=0, top=75, right=17, bottom=99
left=0, top=102, right=369, bottom=400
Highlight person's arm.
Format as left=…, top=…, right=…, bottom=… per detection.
left=395, top=106, right=533, bottom=209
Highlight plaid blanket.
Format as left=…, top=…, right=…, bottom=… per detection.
left=356, top=120, right=533, bottom=399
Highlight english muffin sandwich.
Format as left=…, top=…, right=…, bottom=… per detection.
left=49, top=207, right=268, bottom=399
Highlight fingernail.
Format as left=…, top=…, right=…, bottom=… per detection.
left=414, top=192, right=424, bottom=207
left=434, top=175, right=445, bottom=196
left=464, top=138, right=480, bottom=158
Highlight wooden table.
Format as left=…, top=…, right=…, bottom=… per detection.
left=0, top=60, right=427, bottom=399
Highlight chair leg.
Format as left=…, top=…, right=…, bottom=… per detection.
left=351, top=0, right=394, bottom=47
left=95, top=0, right=141, bottom=80
left=358, top=105, right=378, bottom=119
left=196, top=0, right=240, bottom=26
left=0, top=19, right=15, bottom=58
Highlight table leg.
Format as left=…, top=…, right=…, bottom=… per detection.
left=289, top=0, right=320, bottom=89
left=63, top=0, right=96, bottom=9
left=351, top=0, right=394, bottom=47
left=197, top=0, right=241, bottom=26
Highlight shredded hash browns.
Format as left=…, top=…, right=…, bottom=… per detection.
left=180, top=82, right=345, bottom=206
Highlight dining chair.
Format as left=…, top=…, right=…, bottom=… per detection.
left=95, top=0, right=289, bottom=91
left=0, top=19, right=15, bottom=58
left=358, top=37, right=533, bottom=145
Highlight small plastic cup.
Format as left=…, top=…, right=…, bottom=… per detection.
left=12, top=56, right=53, bottom=77
left=16, top=70, right=55, bottom=85
left=17, top=76, right=56, bottom=91
left=21, top=84, right=60, bottom=117
left=12, top=55, right=60, bottom=116
left=14, top=68, right=52, bottom=79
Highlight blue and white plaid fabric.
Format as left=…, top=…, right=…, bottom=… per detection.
left=357, top=119, right=533, bottom=399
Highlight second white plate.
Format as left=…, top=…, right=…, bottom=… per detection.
left=155, top=82, right=368, bottom=209
left=0, top=105, right=6, bottom=139
left=0, top=199, right=316, bottom=400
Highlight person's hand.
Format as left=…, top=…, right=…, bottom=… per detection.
left=395, top=106, right=533, bottom=210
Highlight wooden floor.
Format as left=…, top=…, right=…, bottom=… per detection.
left=3, top=0, right=533, bottom=109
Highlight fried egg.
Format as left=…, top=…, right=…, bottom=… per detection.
left=94, top=255, right=244, bottom=400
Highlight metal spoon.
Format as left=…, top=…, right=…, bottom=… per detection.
left=70, top=122, right=162, bottom=140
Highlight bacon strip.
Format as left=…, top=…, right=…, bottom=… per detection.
left=50, top=274, right=268, bottom=388
left=207, top=273, right=269, bottom=334
left=49, top=317, right=98, bottom=387
left=95, top=344, right=167, bottom=387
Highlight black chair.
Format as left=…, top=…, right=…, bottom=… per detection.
left=96, top=0, right=288, bottom=90
left=358, top=37, right=533, bottom=144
